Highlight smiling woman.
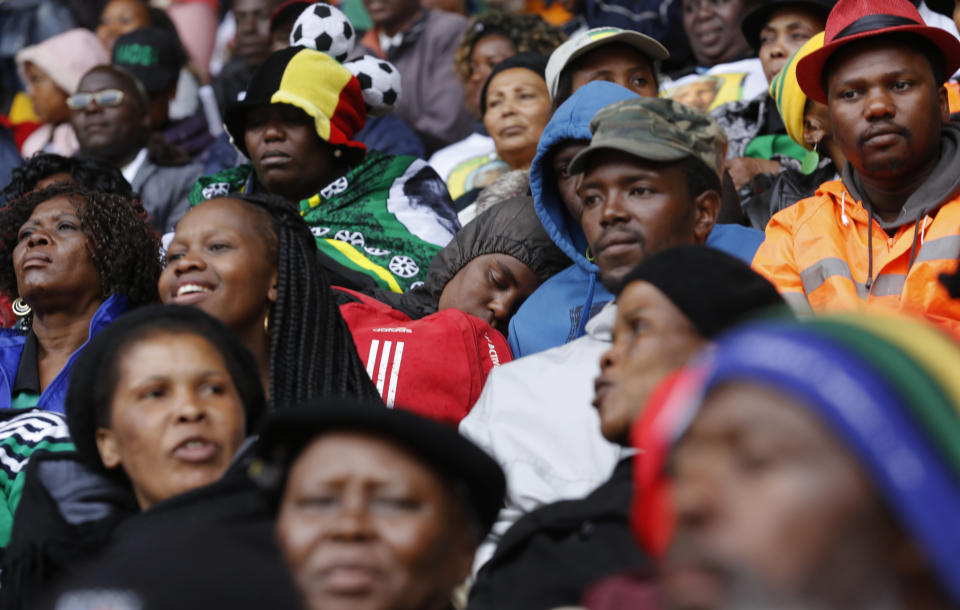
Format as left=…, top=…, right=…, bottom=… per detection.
left=159, top=193, right=380, bottom=408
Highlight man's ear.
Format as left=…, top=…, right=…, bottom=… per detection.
left=96, top=428, right=122, bottom=470
left=802, top=114, right=828, bottom=150
left=938, top=83, right=950, bottom=122
left=692, top=188, right=721, bottom=244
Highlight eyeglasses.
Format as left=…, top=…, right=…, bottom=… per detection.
left=66, top=89, right=126, bottom=111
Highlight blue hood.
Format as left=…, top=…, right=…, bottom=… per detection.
left=530, top=81, right=640, bottom=272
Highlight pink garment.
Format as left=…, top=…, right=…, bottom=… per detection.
left=20, top=123, right=79, bottom=158
left=168, top=3, right=218, bottom=82
left=583, top=570, right=660, bottom=610
left=15, top=29, right=109, bottom=95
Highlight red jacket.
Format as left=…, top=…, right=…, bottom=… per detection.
left=337, top=288, right=512, bottom=425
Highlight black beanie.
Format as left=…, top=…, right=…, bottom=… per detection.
left=481, top=52, right=549, bottom=114
left=66, top=304, right=267, bottom=476
left=616, top=245, right=788, bottom=339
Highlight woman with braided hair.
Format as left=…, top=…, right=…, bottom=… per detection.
left=159, top=193, right=380, bottom=407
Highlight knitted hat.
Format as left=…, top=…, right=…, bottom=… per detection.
left=223, top=46, right=366, bottom=159
left=633, top=313, right=960, bottom=604
left=16, top=29, right=110, bottom=95
left=770, top=32, right=825, bottom=149
left=480, top=52, right=549, bottom=114
left=250, top=400, right=506, bottom=538
left=616, top=245, right=788, bottom=339
left=796, top=0, right=960, bottom=103
left=66, top=304, right=267, bottom=478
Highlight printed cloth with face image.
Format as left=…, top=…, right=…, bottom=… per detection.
left=659, top=57, right=766, bottom=112
left=190, top=149, right=459, bottom=293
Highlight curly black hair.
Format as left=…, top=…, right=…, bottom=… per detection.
left=1, top=154, right=133, bottom=202
left=0, top=184, right=161, bottom=309
left=455, top=12, right=566, bottom=83
left=228, top=193, right=381, bottom=407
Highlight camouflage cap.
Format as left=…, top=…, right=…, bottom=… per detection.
left=568, top=97, right=728, bottom=179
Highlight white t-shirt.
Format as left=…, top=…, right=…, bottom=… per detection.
left=428, top=132, right=508, bottom=200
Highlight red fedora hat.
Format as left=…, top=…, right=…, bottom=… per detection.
left=796, top=0, right=960, bottom=103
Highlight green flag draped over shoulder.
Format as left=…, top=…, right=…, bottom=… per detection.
left=188, top=151, right=460, bottom=292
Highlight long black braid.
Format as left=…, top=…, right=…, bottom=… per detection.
left=235, top=193, right=381, bottom=406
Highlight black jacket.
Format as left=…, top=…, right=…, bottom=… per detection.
left=467, top=459, right=651, bottom=610
left=3, top=447, right=300, bottom=610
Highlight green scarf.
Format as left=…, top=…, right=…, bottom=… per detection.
left=189, top=151, right=459, bottom=292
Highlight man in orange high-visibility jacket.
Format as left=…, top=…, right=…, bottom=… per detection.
left=752, top=0, right=960, bottom=330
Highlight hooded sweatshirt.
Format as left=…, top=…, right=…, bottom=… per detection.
left=753, top=122, right=960, bottom=327
left=508, top=81, right=766, bottom=358
left=371, top=195, right=570, bottom=319
left=15, top=29, right=109, bottom=158
left=336, top=197, right=570, bottom=424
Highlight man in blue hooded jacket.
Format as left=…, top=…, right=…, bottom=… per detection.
left=508, top=80, right=764, bottom=358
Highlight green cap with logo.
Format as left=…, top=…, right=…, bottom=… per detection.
left=568, top=97, right=728, bottom=179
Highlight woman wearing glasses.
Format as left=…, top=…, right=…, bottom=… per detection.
left=68, top=65, right=203, bottom=234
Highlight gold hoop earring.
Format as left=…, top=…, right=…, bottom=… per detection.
left=264, top=312, right=271, bottom=335
left=585, top=246, right=596, bottom=263
left=11, top=298, right=31, bottom=317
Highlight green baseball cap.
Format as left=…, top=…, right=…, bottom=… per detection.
left=568, top=97, right=728, bottom=179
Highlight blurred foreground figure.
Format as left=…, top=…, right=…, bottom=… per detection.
left=251, top=400, right=506, bottom=610
left=637, top=314, right=960, bottom=610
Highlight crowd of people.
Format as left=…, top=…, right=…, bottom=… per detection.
left=0, top=0, right=959, bottom=608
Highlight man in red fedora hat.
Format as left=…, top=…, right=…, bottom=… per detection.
left=753, top=0, right=960, bottom=331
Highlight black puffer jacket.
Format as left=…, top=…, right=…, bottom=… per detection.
left=743, top=162, right=839, bottom=230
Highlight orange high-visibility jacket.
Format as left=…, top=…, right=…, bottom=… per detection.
left=752, top=179, right=960, bottom=330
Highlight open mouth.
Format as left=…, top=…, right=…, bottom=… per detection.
left=172, top=437, right=218, bottom=463
left=172, top=283, right=213, bottom=304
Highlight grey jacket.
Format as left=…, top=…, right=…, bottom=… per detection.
left=357, top=10, right=474, bottom=156
left=131, top=158, right=203, bottom=234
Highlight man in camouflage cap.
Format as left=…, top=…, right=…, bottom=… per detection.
left=459, top=96, right=766, bottom=581
left=568, top=97, right=730, bottom=290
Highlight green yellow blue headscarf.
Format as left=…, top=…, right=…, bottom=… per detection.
left=770, top=32, right=825, bottom=150
left=635, top=312, right=960, bottom=604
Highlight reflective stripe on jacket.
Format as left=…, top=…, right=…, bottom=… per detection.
left=752, top=180, right=960, bottom=329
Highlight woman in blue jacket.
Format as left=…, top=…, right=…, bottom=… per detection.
left=0, top=184, right=161, bottom=413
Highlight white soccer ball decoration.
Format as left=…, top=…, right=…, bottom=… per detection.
left=345, top=55, right=402, bottom=116
left=290, top=3, right=356, bottom=63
